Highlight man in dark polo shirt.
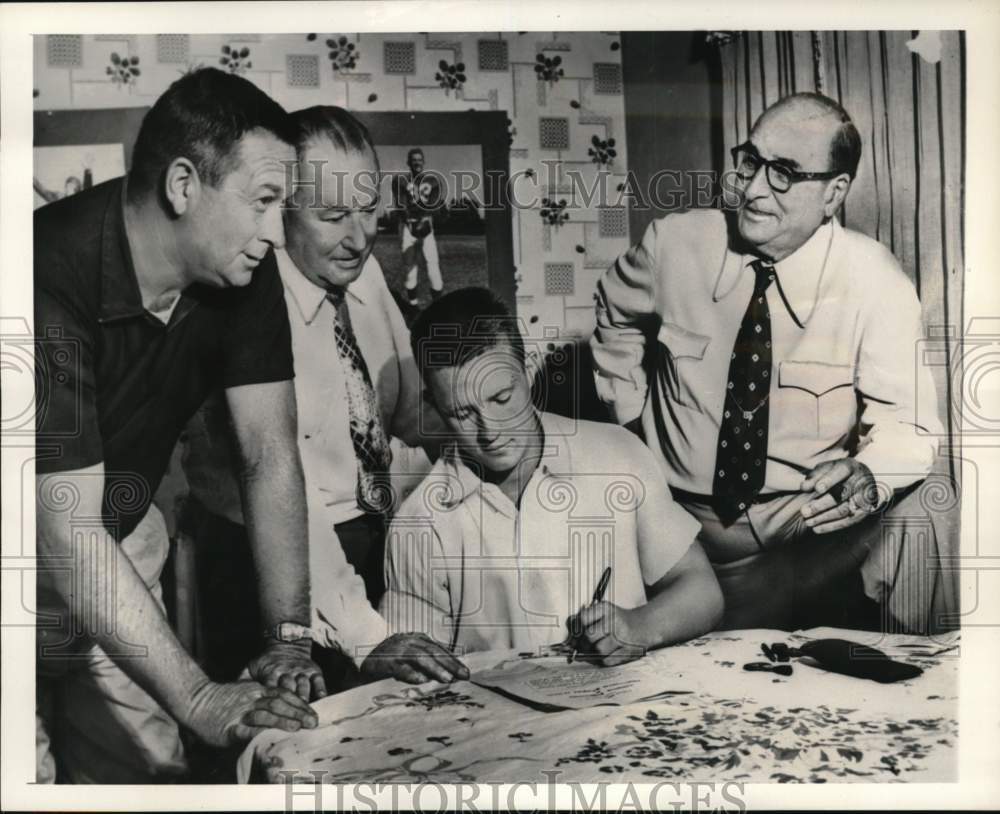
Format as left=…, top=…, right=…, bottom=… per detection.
left=34, top=68, right=323, bottom=783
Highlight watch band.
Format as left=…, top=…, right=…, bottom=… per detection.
left=265, top=622, right=313, bottom=643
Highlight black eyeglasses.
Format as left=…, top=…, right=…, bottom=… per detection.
left=730, top=142, right=844, bottom=193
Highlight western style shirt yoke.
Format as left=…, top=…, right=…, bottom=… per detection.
left=590, top=209, right=942, bottom=497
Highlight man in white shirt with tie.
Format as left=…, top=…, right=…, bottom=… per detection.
left=591, top=92, right=946, bottom=632
left=185, top=106, right=466, bottom=686
left=283, top=105, right=469, bottom=684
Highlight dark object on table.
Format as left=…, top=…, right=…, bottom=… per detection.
left=797, top=638, right=924, bottom=683
left=770, top=642, right=791, bottom=662
left=761, top=641, right=792, bottom=662
left=760, top=638, right=924, bottom=683
left=743, top=661, right=793, bottom=677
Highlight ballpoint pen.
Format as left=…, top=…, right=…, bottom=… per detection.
left=568, top=565, right=613, bottom=664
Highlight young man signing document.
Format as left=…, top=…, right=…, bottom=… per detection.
left=381, top=288, right=723, bottom=666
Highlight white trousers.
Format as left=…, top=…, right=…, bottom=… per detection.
left=401, top=225, right=442, bottom=293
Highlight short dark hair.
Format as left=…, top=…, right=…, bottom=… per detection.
left=129, top=67, right=294, bottom=198
left=410, top=288, right=525, bottom=376
left=829, top=111, right=862, bottom=180
left=407, top=147, right=424, bottom=161
left=289, top=105, right=378, bottom=169
left=767, top=92, right=862, bottom=179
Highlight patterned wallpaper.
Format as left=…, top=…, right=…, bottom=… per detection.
left=33, top=32, right=630, bottom=344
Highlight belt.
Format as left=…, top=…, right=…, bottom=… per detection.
left=669, top=486, right=802, bottom=508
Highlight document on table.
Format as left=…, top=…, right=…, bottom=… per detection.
left=469, top=627, right=955, bottom=711
left=470, top=654, right=686, bottom=710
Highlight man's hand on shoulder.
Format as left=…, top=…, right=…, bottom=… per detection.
left=186, top=679, right=319, bottom=748
left=248, top=640, right=327, bottom=702
left=360, top=632, right=470, bottom=685
left=800, top=458, right=883, bottom=534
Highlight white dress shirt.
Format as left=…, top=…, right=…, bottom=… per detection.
left=590, top=210, right=942, bottom=496
left=276, top=249, right=429, bottom=523
left=184, top=252, right=431, bottom=663
left=380, top=411, right=702, bottom=654
left=274, top=249, right=433, bottom=662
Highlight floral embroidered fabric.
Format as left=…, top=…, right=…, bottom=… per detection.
left=239, top=628, right=958, bottom=784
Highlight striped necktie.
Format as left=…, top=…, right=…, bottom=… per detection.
left=327, top=288, right=393, bottom=513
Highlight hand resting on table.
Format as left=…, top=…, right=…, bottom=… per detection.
left=360, top=632, right=470, bottom=684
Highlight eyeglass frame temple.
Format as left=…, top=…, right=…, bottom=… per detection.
left=730, top=142, right=845, bottom=189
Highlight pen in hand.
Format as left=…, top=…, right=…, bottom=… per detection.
left=568, top=566, right=613, bottom=664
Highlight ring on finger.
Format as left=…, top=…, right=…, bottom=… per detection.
left=853, top=492, right=877, bottom=514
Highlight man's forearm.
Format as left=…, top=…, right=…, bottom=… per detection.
left=590, top=220, right=663, bottom=423
left=38, top=508, right=210, bottom=730
left=634, top=561, right=724, bottom=649
left=380, top=588, right=449, bottom=644
left=854, top=428, right=939, bottom=494
left=240, top=448, right=311, bottom=630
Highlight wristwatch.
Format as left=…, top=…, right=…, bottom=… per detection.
left=264, top=622, right=313, bottom=643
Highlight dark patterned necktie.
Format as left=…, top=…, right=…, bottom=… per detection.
left=712, top=259, right=776, bottom=525
left=327, top=289, right=393, bottom=513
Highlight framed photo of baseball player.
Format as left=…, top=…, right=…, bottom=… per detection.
left=374, top=143, right=487, bottom=313
left=357, top=111, right=514, bottom=317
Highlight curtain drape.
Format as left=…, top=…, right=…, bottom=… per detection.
left=714, top=31, right=964, bottom=633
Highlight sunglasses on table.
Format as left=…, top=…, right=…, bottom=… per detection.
left=730, top=142, right=846, bottom=193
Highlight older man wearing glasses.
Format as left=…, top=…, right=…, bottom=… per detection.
left=590, top=92, right=943, bottom=632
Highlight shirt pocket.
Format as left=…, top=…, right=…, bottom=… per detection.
left=777, top=360, right=856, bottom=440
left=655, top=321, right=711, bottom=408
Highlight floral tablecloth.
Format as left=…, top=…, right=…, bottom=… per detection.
left=238, top=627, right=958, bottom=784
